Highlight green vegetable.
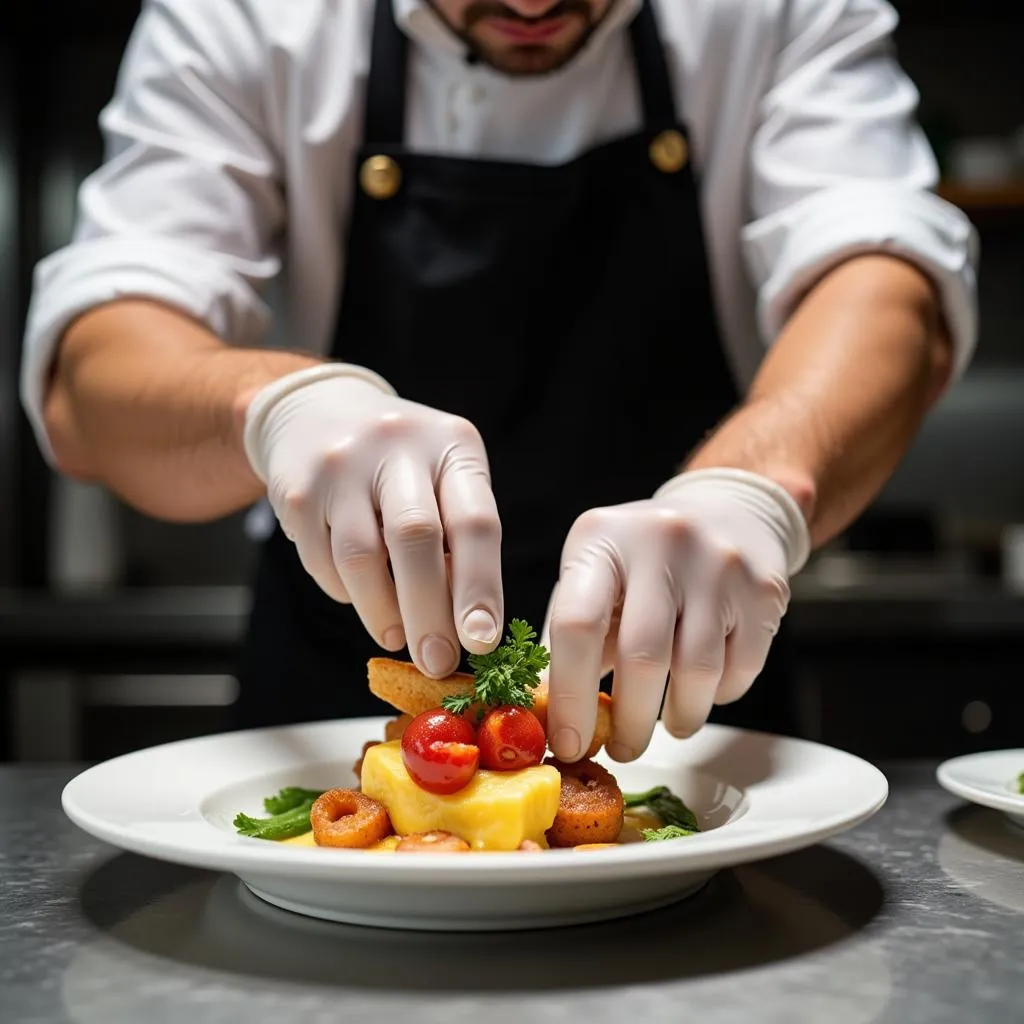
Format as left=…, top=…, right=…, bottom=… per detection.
left=641, top=824, right=697, bottom=842
left=233, top=786, right=326, bottom=841
left=623, top=785, right=700, bottom=839
left=442, top=618, right=549, bottom=719
left=1018, top=772, right=1024, bottom=795
left=262, top=787, right=324, bottom=815
left=233, top=802, right=316, bottom=841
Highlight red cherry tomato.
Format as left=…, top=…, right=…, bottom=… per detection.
left=401, top=709, right=480, bottom=795
left=477, top=706, right=546, bottom=771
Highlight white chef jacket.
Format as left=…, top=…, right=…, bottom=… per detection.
left=21, top=0, right=979, bottom=465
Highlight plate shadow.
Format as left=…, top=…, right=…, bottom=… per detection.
left=78, top=844, right=884, bottom=993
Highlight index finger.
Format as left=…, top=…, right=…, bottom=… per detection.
left=546, top=554, right=619, bottom=762
left=437, top=447, right=504, bottom=654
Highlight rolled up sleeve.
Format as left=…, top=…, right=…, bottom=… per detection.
left=21, top=0, right=284, bottom=462
left=741, top=0, right=979, bottom=378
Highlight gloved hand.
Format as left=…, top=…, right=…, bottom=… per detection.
left=542, top=468, right=811, bottom=762
left=241, top=363, right=503, bottom=677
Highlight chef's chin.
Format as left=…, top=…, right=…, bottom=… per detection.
left=468, top=23, right=592, bottom=75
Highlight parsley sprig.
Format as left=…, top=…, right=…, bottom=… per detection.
left=442, top=618, right=549, bottom=719
left=641, top=824, right=698, bottom=842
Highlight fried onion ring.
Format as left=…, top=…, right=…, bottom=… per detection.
left=544, top=757, right=624, bottom=848
left=310, top=788, right=392, bottom=849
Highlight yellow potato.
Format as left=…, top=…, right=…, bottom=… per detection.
left=361, top=741, right=560, bottom=851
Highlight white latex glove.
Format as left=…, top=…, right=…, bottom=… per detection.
left=242, top=363, right=503, bottom=677
left=542, top=468, right=811, bottom=762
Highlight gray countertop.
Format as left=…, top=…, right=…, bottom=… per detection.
left=2, top=764, right=1024, bottom=1023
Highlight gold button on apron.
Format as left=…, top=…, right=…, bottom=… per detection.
left=360, top=154, right=402, bottom=199
left=649, top=130, right=688, bottom=174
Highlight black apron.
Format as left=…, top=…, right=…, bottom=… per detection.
left=234, top=0, right=796, bottom=734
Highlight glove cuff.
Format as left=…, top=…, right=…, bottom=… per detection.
left=654, top=467, right=812, bottom=575
left=242, top=362, right=397, bottom=482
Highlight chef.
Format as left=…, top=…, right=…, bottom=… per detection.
left=23, top=0, right=977, bottom=763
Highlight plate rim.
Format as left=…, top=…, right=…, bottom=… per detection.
left=62, top=719, right=889, bottom=884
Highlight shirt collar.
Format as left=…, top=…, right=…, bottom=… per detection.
left=391, top=0, right=644, bottom=69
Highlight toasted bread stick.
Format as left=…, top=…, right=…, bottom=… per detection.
left=367, top=658, right=476, bottom=717
left=367, top=657, right=611, bottom=756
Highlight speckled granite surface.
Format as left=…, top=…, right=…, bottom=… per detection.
left=1, top=763, right=1022, bottom=1024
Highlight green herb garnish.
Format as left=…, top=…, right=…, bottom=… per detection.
left=233, top=786, right=325, bottom=841
left=623, top=785, right=700, bottom=839
left=641, top=824, right=698, bottom=842
left=442, top=618, right=549, bottom=719
left=262, top=787, right=324, bottom=815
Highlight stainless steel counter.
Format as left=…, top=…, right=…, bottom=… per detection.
left=2, top=762, right=1023, bottom=1023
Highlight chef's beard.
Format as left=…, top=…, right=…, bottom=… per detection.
left=428, top=1, right=614, bottom=76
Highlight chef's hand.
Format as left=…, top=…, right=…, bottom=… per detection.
left=543, top=468, right=811, bottom=762
left=241, top=363, right=502, bottom=677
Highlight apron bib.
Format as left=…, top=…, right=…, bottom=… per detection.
left=234, top=0, right=795, bottom=733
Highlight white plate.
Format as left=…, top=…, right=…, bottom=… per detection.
left=936, top=749, right=1024, bottom=828
left=63, top=719, right=888, bottom=932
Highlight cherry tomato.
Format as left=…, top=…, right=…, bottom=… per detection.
left=477, top=706, right=546, bottom=771
left=401, top=709, right=480, bottom=795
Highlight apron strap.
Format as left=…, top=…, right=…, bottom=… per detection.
left=364, top=0, right=409, bottom=144
left=628, top=1, right=679, bottom=130
left=363, top=0, right=680, bottom=146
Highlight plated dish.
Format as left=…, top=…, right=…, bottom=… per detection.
left=233, top=621, right=698, bottom=854
left=936, top=749, right=1024, bottom=829
left=62, top=619, right=889, bottom=930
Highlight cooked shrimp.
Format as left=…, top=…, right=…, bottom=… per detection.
left=395, top=830, right=471, bottom=853
left=531, top=687, right=612, bottom=758
left=310, top=788, right=392, bottom=848
left=544, top=757, right=624, bottom=848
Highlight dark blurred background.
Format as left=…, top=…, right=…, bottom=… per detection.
left=1, top=1, right=1023, bottom=764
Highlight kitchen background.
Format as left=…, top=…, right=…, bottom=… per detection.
left=1, top=0, right=1022, bottom=763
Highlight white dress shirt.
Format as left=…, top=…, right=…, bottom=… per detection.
left=21, top=0, right=979, bottom=464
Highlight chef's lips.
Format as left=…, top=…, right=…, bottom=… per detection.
left=462, top=0, right=595, bottom=28
left=440, top=0, right=606, bottom=74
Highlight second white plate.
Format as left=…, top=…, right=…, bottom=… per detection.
left=937, top=748, right=1024, bottom=828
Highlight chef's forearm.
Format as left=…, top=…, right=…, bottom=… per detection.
left=44, top=299, right=322, bottom=521
left=686, top=254, right=953, bottom=547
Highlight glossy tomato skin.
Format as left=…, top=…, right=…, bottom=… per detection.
left=401, top=709, right=479, bottom=795
left=477, top=706, right=546, bottom=771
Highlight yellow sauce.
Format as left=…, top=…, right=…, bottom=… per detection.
left=618, top=807, right=663, bottom=844
left=279, top=830, right=400, bottom=852
left=280, top=831, right=317, bottom=847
